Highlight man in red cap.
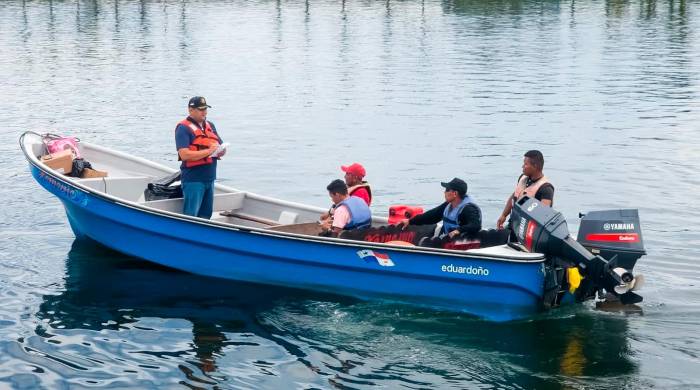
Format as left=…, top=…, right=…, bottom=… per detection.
left=319, top=162, right=373, bottom=224
left=341, top=162, right=372, bottom=206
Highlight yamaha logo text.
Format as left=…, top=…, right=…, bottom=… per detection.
left=603, top=222, right=635, bottom=231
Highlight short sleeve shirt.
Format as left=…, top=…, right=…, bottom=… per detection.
left=175, top=118, right=222, bottom=183
left=332, top=205, right=351, bottom=229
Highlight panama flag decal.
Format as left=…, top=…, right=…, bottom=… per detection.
left=357, top=250, right=395, bottom=267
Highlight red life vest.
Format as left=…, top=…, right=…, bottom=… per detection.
left=348, top=182, right=372, bottom=205
left=178, top=118, right=221, bottom=168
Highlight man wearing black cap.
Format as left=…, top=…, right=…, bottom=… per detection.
left=399, top=178, right=482, bottom=241
left=175, top=96, right=225, bottom=219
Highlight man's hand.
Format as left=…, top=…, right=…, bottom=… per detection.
left=497, top=197, right=514, bottom=230
left=319, top=219, right=332, bottom=231
left=497, top=214, right=507, bottom=230
left=178, top=144, right=219, bottom=162
left=448, top=229, right=461, bottom=239
left=398, top=219, right=410, bottom=230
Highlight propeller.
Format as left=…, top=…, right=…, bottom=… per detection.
left=612, top=267, right=644, bottom=295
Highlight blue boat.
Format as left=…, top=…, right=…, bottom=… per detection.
left=20, top=132, right=645, bottom=321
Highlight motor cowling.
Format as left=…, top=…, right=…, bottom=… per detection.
left=510, top=196, right=643, bottom=304
left=577, top=209, right=645, bottom=270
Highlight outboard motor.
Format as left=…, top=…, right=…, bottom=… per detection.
left=577, top=210, right=646, bottom=270
left=510, top=196, right=644, bottom=305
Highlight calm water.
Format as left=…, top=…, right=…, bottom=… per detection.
left=1, top=0, right=699, bottom=388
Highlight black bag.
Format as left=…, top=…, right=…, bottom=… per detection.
left=69, top=158, right=93, bottom=177
left=144, top=171, right=183, bottom=201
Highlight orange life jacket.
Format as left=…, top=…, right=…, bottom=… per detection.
left=348, top=182, right=372, bottom=205
left=512, top=175, right=552, bottom=205
left=178, top=118, right=221, bottom=168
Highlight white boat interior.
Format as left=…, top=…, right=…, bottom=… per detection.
left=26, top=135, right=337, bottom=231
left=22, top=132, right=543, bottom=261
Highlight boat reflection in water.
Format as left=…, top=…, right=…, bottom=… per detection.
left=36, top=240, right=343, bottom=386
left=34, top=240, right=639, bottom=388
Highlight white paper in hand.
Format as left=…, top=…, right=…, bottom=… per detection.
left=210, top=142, right=230, bottom=158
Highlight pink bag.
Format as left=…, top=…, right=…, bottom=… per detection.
left=43, top=133, right=81, bottom=159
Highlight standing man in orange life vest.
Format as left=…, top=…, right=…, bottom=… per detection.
left=496, top=150, right=555, bottom=230
left=175, top=96, right=225, bottom=219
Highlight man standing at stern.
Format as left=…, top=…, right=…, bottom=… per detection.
left=496, top=149, right=554, bottom=230
left=175, top=96, right=225, bottom=219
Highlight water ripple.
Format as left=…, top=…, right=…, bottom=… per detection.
left=1, top=0, right=700, bottom=388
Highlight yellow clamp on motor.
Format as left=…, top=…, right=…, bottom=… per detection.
left=567, top=267, right=582, bottom=294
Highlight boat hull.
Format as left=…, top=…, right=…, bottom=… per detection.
left=31, top=165, right=545, bottom=322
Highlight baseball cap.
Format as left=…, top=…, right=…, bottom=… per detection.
left=188, top=96, right=212, bottom=109
left=441, top=178, right=468, bottom=194
left=341, top=163, right=366, bottom=178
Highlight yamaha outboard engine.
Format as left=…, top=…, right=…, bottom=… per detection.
left=510, top=197, right=644, bottom=306
left=577, top=209, right=646, bottom=270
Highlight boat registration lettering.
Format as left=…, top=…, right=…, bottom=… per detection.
left=38, top=171, right=87, bottom=206
left=441, top=263, right=489, bottom=277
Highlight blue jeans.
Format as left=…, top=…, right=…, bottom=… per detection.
left=182, top=181, right=214, bottom=219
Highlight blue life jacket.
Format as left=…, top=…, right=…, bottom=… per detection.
left=337, top=196, right=372, bottom=230
left=442, top=195, right=480, bottom=234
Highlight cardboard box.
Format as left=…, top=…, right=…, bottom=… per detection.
left=40, top=150, right=73, bottom=175
left=81, top=168, right=108, bottom=178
